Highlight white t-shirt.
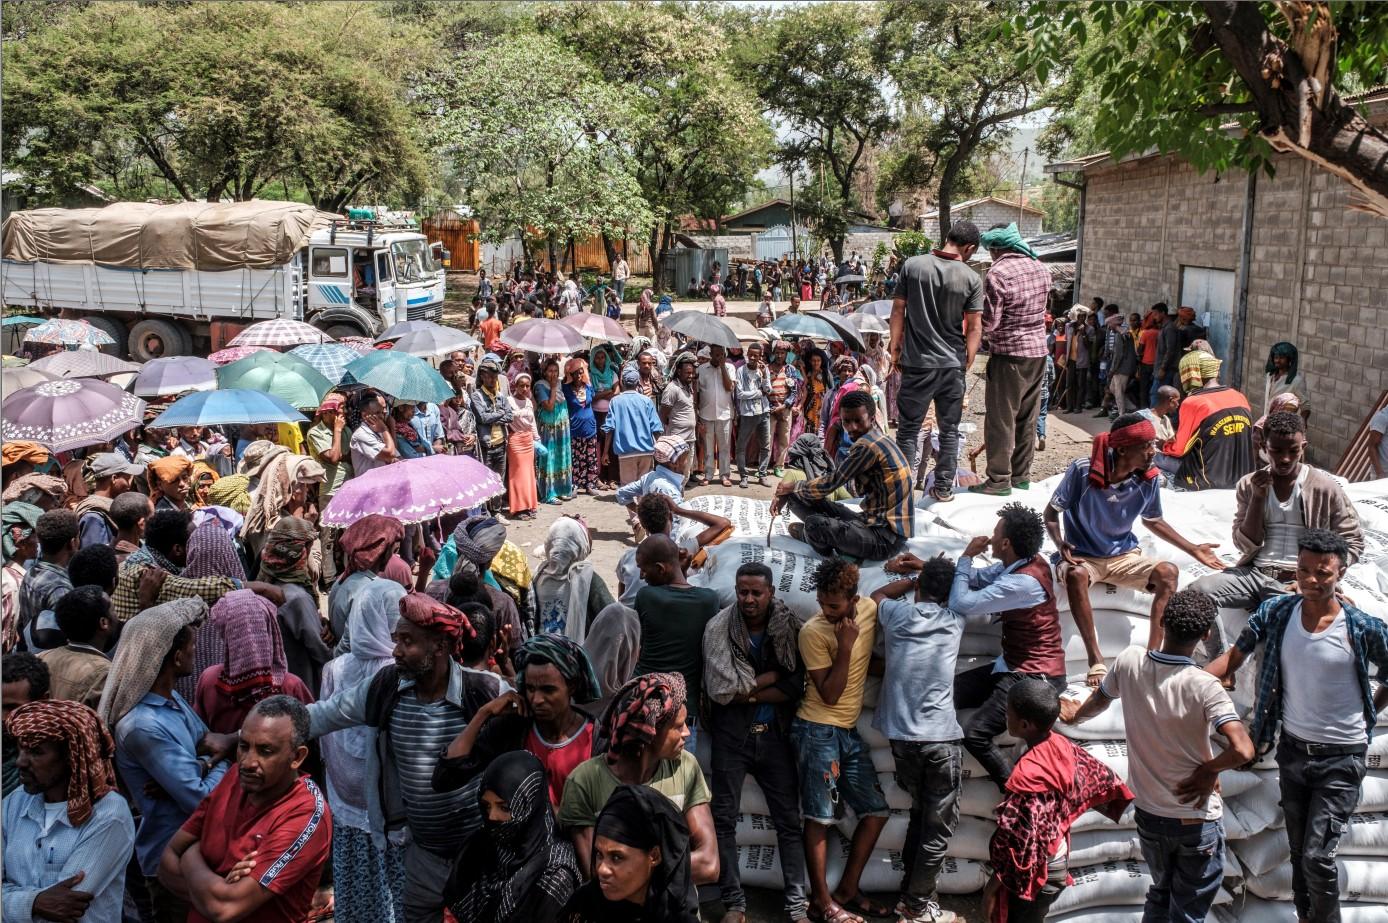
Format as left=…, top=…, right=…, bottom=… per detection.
left=1253, top=465, right=1308, bottom=570
left=696, top=363, right=734, bottom=422
left=349, top=424, right=390, bottom=476
left=1280, top=603, right=1366, bottom=745
left=1100, top=645, right=1240, bottom=820
left=1370, top=407, right=1388, bottom=476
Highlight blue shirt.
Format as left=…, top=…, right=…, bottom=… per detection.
left=745, top=633, right=777, bottom=723
left=950, top=556, right=1049, bottom=673
left=114, top=691, right=230, bottom=875
left=602, top=391, right=664, bottom=456
left=615, top=464, right=684, bottom=508
left=563, top=383, right=597, bottom=440
left=2, top=789, right=135, bottom=923
left=412, top=403, right=444, bottom=448
left=1048, top=458, right=1162, bottom=559
left=872, top=597, right=965, bottom=742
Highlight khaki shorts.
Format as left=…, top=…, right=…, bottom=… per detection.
left=1068, top=549, right=1162, bottom=590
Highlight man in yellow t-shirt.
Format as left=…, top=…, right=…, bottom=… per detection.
left=792, top=558, right=891, bottom=923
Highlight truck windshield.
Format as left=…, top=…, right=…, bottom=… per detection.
left=392, top=239, right=437, bottom=284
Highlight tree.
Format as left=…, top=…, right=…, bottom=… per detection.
left=419, top=32, right=654, bottom=271
left=878, top=0, right=1074, bottom=242
left=1018, top=1, right=1388, bottom=218
left=2, top=2, right=431, bottom=210
left=535, top=2, right=772, bottom=287
left=737, top=3, right=895, bottom=262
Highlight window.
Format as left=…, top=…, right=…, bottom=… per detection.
left=391, top=239, right=438, bottom=284
left=374, top=250, right=393, bottom=282
left=311, top=247, right=348, bottom=277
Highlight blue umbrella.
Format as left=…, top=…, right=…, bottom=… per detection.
left=289, top=343, right=360, bottom=384
left=769, top=313, right=842, bottom=341
left=149, top=389, right=307, bottom=428
left=2, top=315, right=44, bottom=327
left=343, top=350, right=453, bottom=403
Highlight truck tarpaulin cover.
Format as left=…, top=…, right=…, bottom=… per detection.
left=1, top=201, right=341, bottom=271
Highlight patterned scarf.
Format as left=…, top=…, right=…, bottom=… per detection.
left=1087, top=418, right=1158, bottom=488
left=515, top=634, right=602, bottom=705
left=182, top=521, right=247, bottom=580
left=338, top=514, right=404, bottom=577
left=400, top=591, right=475, bottom=658
left=211, top=589, right=288, bottom=707
left=260, top=516, right=319, bottom=588
left=98, top=598, right=208, bottom=726
left=5, top=700, right=118, bottom=826
left=206, top=474, right=252, bottom=515
left=600, top=672, right=686, bottom=755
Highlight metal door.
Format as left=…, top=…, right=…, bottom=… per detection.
left=755, top=225, right=793, bottom=262
left=1179, top=266, right=1236, bottom=362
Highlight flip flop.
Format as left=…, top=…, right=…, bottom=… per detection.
left=808, top=904, right=865, bottom=923
left=839, top=895, right=894, bottom=919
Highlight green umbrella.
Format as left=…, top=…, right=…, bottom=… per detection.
left=215, top=351, right=332, bottom=410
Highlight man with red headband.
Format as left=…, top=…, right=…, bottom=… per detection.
left=1044, top=414, right=1226, bottom=686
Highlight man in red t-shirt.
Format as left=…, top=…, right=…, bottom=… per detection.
left=158, top=695, right=331, bottom=923
left=478, top=310, right=504, bottom=352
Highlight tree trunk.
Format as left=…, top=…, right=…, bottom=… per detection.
left=647, top=224, right=663, bottom=294
left=1200, top=0, right=1388, bottom=219
left=600, top=232, right=620, bottom=272
left=829, top=236, right=845, bottom=264
left=546, top=233, right=558, bottom=274
left=936, top=155, right=964, bottom=244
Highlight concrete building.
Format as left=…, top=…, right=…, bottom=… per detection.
left=920, top=196, right=1045, bottom=238
left=1044, top=89, right=1388, bottom=466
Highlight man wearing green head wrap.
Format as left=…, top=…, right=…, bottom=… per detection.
left=973, top=222, right=1053, bottom=498
left=2, top=502, right=44, bottom=652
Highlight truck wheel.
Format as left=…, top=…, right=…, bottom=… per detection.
left=84, top=317, right=128, bottom=357
left=128, top=319, right=190, bottom=362
left=320, top=323, right=367, bottom=340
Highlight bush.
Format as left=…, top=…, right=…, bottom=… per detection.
left=893, top=230, right=932, bottom=258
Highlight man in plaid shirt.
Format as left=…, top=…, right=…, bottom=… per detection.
left=974, top=222, right=1053, bottom=497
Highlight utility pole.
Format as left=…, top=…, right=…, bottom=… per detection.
left=789, top=171, right=799, bottom=258
left=1018, top=148, right=1030, bottom=225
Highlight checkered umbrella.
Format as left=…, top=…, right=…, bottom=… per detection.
left=208, top=345, right=271, bottom=366
left=228, top=319, right=332, bottom=348
left=288, top=343, right=360, bottom=384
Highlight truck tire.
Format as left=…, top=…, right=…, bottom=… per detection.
left=84, top=316, right=128, bottom=357
left=320, top=323, right=367, bottom=340
left=128, top=319, right=190, bottom=362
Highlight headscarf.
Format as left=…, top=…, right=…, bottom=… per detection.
left=206, top=474, right=252, bottom=515
left=1265, top=341, right=1299, bottom=384
left=638, top=288, right=654, bottom=314
left=383, top=554, right=413, bottom=589
left=582, top=604, right=641, bottom=714
left=5, top=700, right=117, bottom=826
left=531, top=517, right=596, bottom=643
left=318, top=392, right=345, bottom=415
left=399, top=590, right=475, bottom=658
left=656, top=294, right=673, bottom=317
left=600, top=672, right=686, bottom=755
left=148, top=454, right=193, bottom=486
left=1179, top=348, right=1222, bottom=393
left=243, top=452, right=322, bottom=542
left=190, top=460, right=220, bottom=506
left=1, top=441, right=50, bottom=469
left=211, top=589, right=288, bottom=706
left=588, top=344, right=620, bottom=392
left=1, top=474, right=67, bottom=504
left=193, top=505, right=245, bottom=539
left=453, top=516, right=507, bottom=571
left=237, top=440, right=288, bottom=480
left=1088, top=418, right=1159, bottom=488
left=445, top=751, right=581, bottom=923
left=339, top=514, right=404, bottom=577
left=563, top=357, right=587, bottom=381
left=569, top=785, right=698, bottom=923
left=1, top=501, right=43, bottom=561
left=98, top=597, right=208, bottom=726
left=979, top=222, right=1038, bottom=258
left=515, top=634, right=601, bottom=705
left=653, top=436, right=689, bottom=466
left=1176, top=306, right=1197, bottom=324
left=260, top=516, right=319, bottom=588
left=182, top=521, right=247, bottom=581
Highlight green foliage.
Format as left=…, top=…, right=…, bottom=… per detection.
left=1036, top=183, right=1079, bottom=234
left=892, top=230, right=933, bottom=259
left=2, top=1, right=430, bottom=209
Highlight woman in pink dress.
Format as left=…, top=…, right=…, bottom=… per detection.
left=506, top=373, right=541, bottom=520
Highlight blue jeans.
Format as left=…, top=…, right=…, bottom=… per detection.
left=790, top=718, right=888, bottom=824
left=613, top=279, right=626, bottom=303
left=1134, top=808, right=1225, bottom=923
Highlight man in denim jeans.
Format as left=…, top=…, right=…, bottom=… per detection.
left=792, top=558, right=889, bottom=923
left=1064, top=590, right=1254, bottom=923
left=1207, top=529, right=1388, bottom=923
left=871, top=556, right=967, bottom=923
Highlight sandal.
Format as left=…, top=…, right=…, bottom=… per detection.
left=808, top=904, right=864, bottom=923
left=839, top=895, right=894, bottom=919
left=1086, top=662, right=1109, bottom=686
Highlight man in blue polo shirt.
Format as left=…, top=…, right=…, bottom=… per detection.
left=603, top=365, right=665, bottom=485
left=1043, top=413, right=1225, bottom=687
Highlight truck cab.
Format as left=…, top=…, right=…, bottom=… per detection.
left=304, top=215, right=446, bottom=339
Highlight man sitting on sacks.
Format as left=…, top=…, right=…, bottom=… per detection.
left=1044, top=413, right=1226, bottom=686
left=771, top=390, right=913, bottom=562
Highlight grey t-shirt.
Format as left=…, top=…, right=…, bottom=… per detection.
left=897, top=252, right=983, bottom=369
left=872, top=597, right=964, bottom=742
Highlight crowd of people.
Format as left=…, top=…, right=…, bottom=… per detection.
left=0, top=216, right=1382, bottom=923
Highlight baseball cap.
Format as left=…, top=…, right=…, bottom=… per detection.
left=90, top=453, right=145, bottom=479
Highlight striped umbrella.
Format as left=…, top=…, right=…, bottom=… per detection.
left=289, top=343, right=360, bottom=384
left=335, top=336, right=377, bottom=355
left=228, top=318, right=332, bottom=348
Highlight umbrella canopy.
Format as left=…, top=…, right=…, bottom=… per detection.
left=561, top=312, right=633, bottom=345
left=149, top=389, right=307, bottom=428
left=2, top=355, right=28, bottom=368
left=342, top=350, right=453, bottom=404
left=859, top=299, right=894, bottom=318
left=335, top=336, right=377, bottom=354
left=228, top=318, right=332, bottom=348
left=388, top=324, right=481, bottom=358
left=834, top=272, right=867, bottom=285
left=132, top=356, right=219, bottom=397
left=377, top=319, right=442, bottom=342
left=320, top=453, right=504, bottom=528
left=851, top=311, right=890, bottom=335
left=2, top=378, right=146, bottom=452
left=769, top=313, right=838, bottom=341
left=288, top=343, right=360, bottom=384
left=22, top=318, right=115, bottom=347
left=2, top=316, right=44, bottom=327
left=660, top=310, right=740, bottom=349
left=720, top=316, right=771, bottom=344
left=208, top=345, right=271, bottom=366
left=806, top=310, right=866, bottom=351
left=2, top=366, right=56, bottom=393
left=29, top=350, right=141, bottom=380
left=500, top=318, right=586, bottom=354
left=215, top=351, right=332, bottom=410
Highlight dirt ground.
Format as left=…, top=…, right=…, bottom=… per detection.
left=441, top=291, right=1101, bottom=923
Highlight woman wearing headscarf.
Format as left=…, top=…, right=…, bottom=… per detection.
left=391, top=401, right=433, bottom=459
left=497, top=373, right=540, bottom=522
left=582, top=603, right=641, bottom=717
left=1, top=501, right=42, bottom=653
left=172, top=521, right=249, bottom=702
left=563, top=358, right=600, bottom=495
left=329, top=514, right=405, bottom=645
left=557, top=672, right=715, bottom=888
left=260, top=516, right=332, bottom=695
left=436, top=634, right=602, bottom=808
left=189, top=460, right=220, bottom=507
left=562, top=784, right=700, bottom=923
left=589, top=345, right=622, bottom=487
left=194, top=588, right=313, bottom=733
left=632, top=288, right=656, bottom=340
left=535, top=357, right=574, bottom=504
left=445, top=751, right=582, bottom=923
left=241, top=447, right=325, bottom=563
left=1264, top=340, right=1311, bottom=419
left=531, top=516, right=614, bottom=642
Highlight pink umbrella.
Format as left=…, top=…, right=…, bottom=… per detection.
left=499, top=318, right=586, bottom=354
left=319, top=454, right=505, bottom=527
left=208, top=345, right=271, bottom=366
left=2, top=378, right=146, bottom=452
left=335, top=336, right=377, bottom=354
left=561, top=312, right=633, bottom=344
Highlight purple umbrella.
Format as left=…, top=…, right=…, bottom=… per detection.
left=319, top=454, right=505, bottom=527
left=2, top=378, right=146, bottom=452
left=132, top=356, right=219, bottom=397
left=499, top=318, right=586, bottom=354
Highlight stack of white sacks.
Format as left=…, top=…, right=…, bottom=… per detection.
left=684, top=476, right=1388, bottom=920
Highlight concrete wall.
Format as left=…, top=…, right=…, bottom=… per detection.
left=1075, top=146, right=1388, bottom=466
left=960, top=201, right=1044, bottom=237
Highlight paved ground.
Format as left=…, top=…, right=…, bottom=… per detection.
left=441, top=291, right=1102, bottom=923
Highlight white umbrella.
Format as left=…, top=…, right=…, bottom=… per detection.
left=387, top=324, right=481, bottom=358
left=229, top=319, right=333, bottom=348
left=860, top=299, right=894, bottom=318
left=132, top=356, right=219, bottom=397
left=561, top=312, right=633, bottom=344
left=30, top=351, right=141, bottom=379
left=2, top=366, right=56, bottom=393
left=851, top=312, right=890, bottom=335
